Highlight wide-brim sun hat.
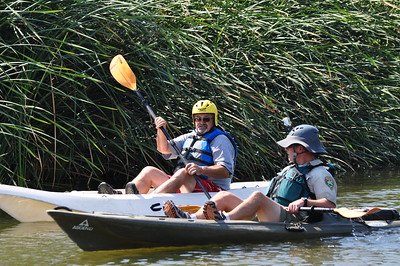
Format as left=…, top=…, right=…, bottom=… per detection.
left=277, top=124, right=327, bottom=154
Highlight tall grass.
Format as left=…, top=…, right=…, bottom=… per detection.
left=0, top=0, right=399, bottom=189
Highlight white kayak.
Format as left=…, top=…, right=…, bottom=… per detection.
left=0, top=181, right=269, bottom=222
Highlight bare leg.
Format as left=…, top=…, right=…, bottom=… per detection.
left=132, top=166, right=170, bottom=193
left=152, top=168, right=196, bottom=193
left=227, top=191, right=282, bottom=222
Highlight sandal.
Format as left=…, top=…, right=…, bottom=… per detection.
left=98, top=182, right=122, bottom=194
left=203, top=201, right=225, bottom=220
left=163, top=200, right=191, bottom=219
left=125, top=182, right=139, bottom=194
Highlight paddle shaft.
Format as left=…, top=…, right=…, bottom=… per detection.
left=300, top=207, right=379, bottom=213
left=300, top=207, right=335, bottom=212
left=134, top=90, right=212, bottom=199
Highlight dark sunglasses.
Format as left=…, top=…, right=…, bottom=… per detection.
left=194, top=117, right=213, bottom=123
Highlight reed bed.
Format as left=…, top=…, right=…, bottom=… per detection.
left=0, top=0, right=399, bottom=189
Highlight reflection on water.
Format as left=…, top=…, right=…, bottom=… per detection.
left=0, top=218, right=78, bottom=266
left=338, top=169, right=400, bottom=210
left=0, top=169, right=399, bottom=266
left=0, top=212, right=18, bottom=231
left=337, top=229, right=400, bottom=265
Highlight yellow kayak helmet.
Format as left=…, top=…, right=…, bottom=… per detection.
left=192, top=100, right=218, bottom=126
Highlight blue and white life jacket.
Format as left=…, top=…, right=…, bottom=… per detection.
left=175, top=127, right=238, bottom=179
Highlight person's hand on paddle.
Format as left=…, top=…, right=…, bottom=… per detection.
left=154, top=116, right=167, bottom=129
left=185, top=163, right=204, bottom=176
left=286, top=198, right=305, bottom=214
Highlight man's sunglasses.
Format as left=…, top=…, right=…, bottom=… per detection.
left=194, top=117, right=213, bottom=123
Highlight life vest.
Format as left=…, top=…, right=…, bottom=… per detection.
left=266, top=162, right=334, bottom=207
left=175, top=127, right=238, bottom=179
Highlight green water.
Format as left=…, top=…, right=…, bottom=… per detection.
left=1, top=169, right=399, bottom=266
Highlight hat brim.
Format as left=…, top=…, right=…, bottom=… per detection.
left=277, top=137, right=309, bottom=149
left=277, top=136, right=326, bottom=154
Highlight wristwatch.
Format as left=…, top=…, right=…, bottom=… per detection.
left=302, top=197, right=308, bottom=207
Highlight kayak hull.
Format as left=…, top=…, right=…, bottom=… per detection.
left=46, top=209, right=389, bottom=251
left=0, top=182, right=269, bottom=222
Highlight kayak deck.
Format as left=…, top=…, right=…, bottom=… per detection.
left=47, top=209, right=400, bottom=251
left=0, top=181, right=269, bottom=222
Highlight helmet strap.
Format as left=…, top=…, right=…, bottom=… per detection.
left=292, top=144, right=306, bottom=166
left=293, top=152, right=298, bottom=166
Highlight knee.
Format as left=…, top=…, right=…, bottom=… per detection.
left=135, top=166, right=159, bottom=180
left=212, top=191, right=234, bottom=201
left=171, top=168, right=189, bottom=180
left=249, top=191, right=267, bottom=201
left=174, top=168, right=186, bottom=175
left=141, top=166, right=158, bottom=174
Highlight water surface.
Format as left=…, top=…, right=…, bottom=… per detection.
left=0, top=169, right=399, bottom=265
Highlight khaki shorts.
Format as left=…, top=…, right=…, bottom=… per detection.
left=279, top=207, right=301, bottom=223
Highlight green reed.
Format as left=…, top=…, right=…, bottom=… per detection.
left=0, top=0, right=399, bottom=189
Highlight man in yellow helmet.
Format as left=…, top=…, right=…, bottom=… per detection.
left=98, top=100, right=237, bottom=194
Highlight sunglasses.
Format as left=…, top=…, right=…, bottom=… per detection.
left=194, top=117, right=213, bottom=123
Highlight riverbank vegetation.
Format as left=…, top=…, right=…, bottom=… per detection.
left=1, top=0, right=399, bottom=189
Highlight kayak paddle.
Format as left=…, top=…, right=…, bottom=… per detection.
left=109, top=54, right=211, bottom=199
left=179, top=205, right=385, bottom=219
left=300, top=207, right=382, bottom=219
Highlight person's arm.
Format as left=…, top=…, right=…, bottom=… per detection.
left=286, top=197, right=336, bottom=214
left=203, top=134, right=235, bottom=178
left=154, top=117, right=171, bottom=154
left=287, top=168, right=337, bottom=214
left=303, top=197, right=336, bottom=208
left=185, top=163, right=230, bottom=178
left=288, top=166, right=338, bottom=213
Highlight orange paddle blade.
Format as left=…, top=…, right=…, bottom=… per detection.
left=109, top=54, right=137, bottom=90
